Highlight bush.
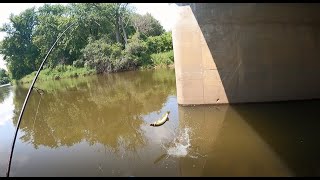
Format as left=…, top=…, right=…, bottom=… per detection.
left=77, top=32, right=174, bottom=73
left=150, top=50, right=174, bottom=67
left=146, top=32, right=173, bottom=54
left=56, top=65, right=67, bottom=72
left=73, top=59, right=84, bottom=68
left=81, top=37, right=128, bottom=73
left=123, top=32, right=149, bottom=67
left=0, top=77, right=10, bottom=85
left=0, top=68, right=10, bottom=85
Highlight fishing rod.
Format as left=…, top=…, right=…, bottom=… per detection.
left=6, top=21, right=78, bottom=177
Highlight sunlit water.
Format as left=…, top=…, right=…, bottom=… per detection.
left=1, top=69, right=320, bottom=176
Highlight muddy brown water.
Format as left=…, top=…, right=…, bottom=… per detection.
left=1, top=69, right=320, bottom=176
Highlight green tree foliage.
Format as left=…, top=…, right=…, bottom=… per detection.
left=0, top=68, right=10, bottom=85
left=124, top=32, right=149, bottom=67
left=131, top=13, right=165, bottom=37
left=81, top=37, right=126, bottom=73
left=0, top=3, right=174, bottom=80
left=33, top=4, right=72, bottom=68
left=146, top=31, right=173, bottom=54
left=150, top=50, right=174, bottom=67
left=0, top=8, right=39, bottom=79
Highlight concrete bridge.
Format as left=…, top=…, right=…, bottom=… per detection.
left=172, top=3, right=320, bottom=105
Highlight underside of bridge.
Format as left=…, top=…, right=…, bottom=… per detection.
left=172, top=3, right=320, bottom=105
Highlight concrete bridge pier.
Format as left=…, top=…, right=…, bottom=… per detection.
left=172, top=3, right=320, bottom=105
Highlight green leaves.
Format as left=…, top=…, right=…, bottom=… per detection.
left=0, top=3, right=173, bottom=80
left=130, top=13, right=165, bottom=37
left=1, top=7, right=39, bottom=80
left=0, top=68, right=10, bottom=85
left=34, top=4, right=71, bottom=68
left=146, top=31, right=173, bottom=54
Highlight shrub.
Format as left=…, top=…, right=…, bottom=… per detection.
left=80, top=37, right=128, bottom=73
left=146, top=32, right=173, bottom=54
left=0, top=68, right=10, bottom=85
left=73, top=59, right=84, bottom=68
left=0, top=77, right=10, bottom=85
left=123, top=32, right=149, bottom=67
left=150, top=50, right=174, bottom=67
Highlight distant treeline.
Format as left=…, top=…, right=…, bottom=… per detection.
left=0, top=3, right=174, bottom=81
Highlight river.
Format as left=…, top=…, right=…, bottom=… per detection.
left=1, top=69, right=320, bottom=176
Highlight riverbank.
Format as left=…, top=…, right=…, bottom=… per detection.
left=19, top=65, right=96, bottom=84
left=18, top=63, right=174, bottom=84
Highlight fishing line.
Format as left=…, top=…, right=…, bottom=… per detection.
left=32, top=89, right=44, bottom=135
left=220, top=60, right=242, bottom=95
left=6, top=21, right=78, bottom=177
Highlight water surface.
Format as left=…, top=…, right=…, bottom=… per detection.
left=1, top=69, right=320, bottom=176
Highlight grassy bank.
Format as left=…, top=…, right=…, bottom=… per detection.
left=18, top=56, right=174, bottom=84
left=19, top=65, right=96, bottom=84
left=18, top=47, right=175, bottom=84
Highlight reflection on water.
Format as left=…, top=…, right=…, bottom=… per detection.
left=0, top=69, right=320, bottom=176
left=178, top=105, right=292, bottom=176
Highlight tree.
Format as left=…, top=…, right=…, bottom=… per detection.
left=0, top=7, right=39, bottom=79
left=0, top=68, right=7, bottom=78
left=0, top=3, right=171, bottom=79
left=0, top=68, right=10, bottom=85
left=91, top=3, right=135, bottom=47
left=146, top=31, right=173, bottom=54
left=68, top=3, right=113, bottom=41
left=33, top=4, right=73, bottom=68
left=130, top=13, right=165, bottom=37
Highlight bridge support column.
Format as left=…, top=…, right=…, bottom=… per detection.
left=173, top=3, right=320, bottom=105
left=173, top=5, right=229, bottom=105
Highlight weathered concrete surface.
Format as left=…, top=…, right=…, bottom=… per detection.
left=173, top=3, right=320, bottom=105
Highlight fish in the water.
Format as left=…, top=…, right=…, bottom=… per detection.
left=153, top=153, right=168, bottom=164
left=150, top=111, right=170, bottom=127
